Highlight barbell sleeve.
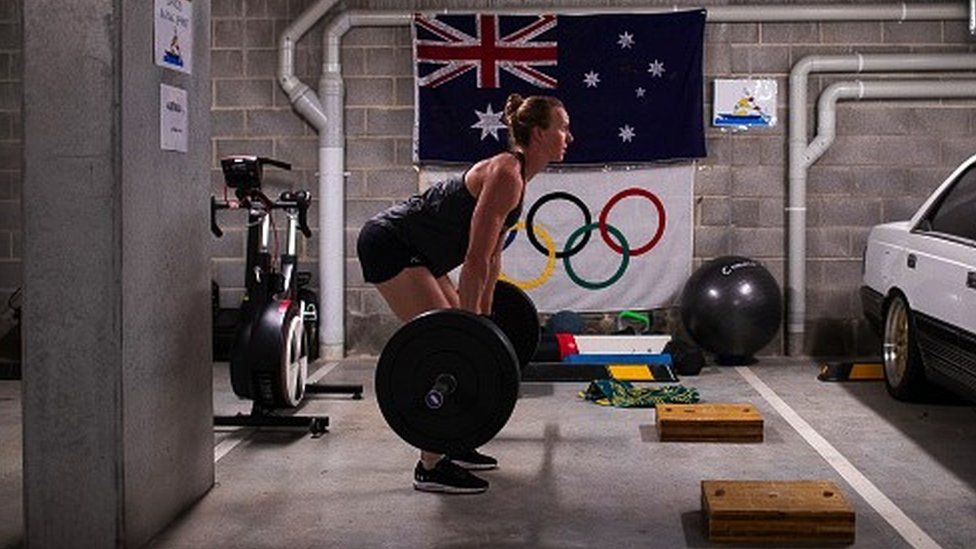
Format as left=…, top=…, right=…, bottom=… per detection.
left=424, top=374, right=457, bottom=410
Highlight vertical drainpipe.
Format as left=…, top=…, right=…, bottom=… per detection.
left=787, top=59, right=814, bottom=354
left=321, top=12, right=412, bottom=359
left=971, top=0, right=976, bottom=35
left=787, top=53, right=976, bottom=354
left=319, top=14, right=351, bottom=360
left=787, top=55, right=868, bottom=354
left=277, top=0, right=339, bottom=359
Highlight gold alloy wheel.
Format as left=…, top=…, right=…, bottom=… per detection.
left=882, top=297, right=909, bottom=388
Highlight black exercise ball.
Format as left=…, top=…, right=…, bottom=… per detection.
left=680, top=256, right=782, bottom=363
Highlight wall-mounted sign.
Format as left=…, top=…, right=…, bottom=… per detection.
left=160, top=84, right=188, bottom=152
left=712, top=79, right=777, bottom=129
left=155, top=0, right=193, bottom=74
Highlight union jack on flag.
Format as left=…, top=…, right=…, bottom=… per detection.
left=414, top=11, right=706, bottom=164
left=415, top=14, right=558, bottom=89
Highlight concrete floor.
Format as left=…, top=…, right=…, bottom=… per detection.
left=3, top=358, right=976, bottom=548
left=0, top=381, right=21, bottom=549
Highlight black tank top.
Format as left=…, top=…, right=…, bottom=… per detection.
left=372, top=151, right=526, bottom=277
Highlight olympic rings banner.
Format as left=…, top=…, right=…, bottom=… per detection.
left=423, top=165, right=693, bottom=313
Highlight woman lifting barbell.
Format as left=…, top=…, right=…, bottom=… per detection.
left=357, top=94, right=573, bottom=494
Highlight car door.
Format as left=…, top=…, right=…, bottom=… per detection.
left=911, top=163, right=976, bottom=334
left=908, top=162, right=976, bottom=383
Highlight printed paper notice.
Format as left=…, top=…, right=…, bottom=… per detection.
left=155, top=0, right=193, bottom=74
left=160, top=84, right=188, bottom=152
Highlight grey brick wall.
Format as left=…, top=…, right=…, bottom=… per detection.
left=0, top=0, right=20, bottom=338
left=208, top=0, right=976, bottom=357
left=6, top=0, right=975, bottom=358
left=697, top=15, right=976, bottom=357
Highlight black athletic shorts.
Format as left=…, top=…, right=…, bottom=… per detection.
left=356, top=219, right=429, bottom=284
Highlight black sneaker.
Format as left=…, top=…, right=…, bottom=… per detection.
left=448, top=449, right=498, bottom=471
left=413, top=458, right=488, bottom=494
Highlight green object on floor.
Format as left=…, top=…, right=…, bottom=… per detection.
left=579, top=379, right=700, bottom=408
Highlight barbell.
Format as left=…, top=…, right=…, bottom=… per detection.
left=374, top=280, right=540, bottom=455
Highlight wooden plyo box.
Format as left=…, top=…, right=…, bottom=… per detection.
left=656, top=403, right=763, bottom=442
left=702, top=480, right=855, bottom=544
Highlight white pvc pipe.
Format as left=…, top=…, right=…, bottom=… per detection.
left=317, top=13, right=411, bottom=360
left=277, top=0, right=337, bottom=129
left=332, top=4, right=965, bottom=20
left=810, top=80, right=976, bottom=165
left=787, top=54, right=976, bottom=352
left=971, top=0, right=976, bottom=35
left=279, top=3, right=969, bottom=358
left=276, top=0, right=341, bottom=358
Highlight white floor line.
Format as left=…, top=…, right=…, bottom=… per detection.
left=213, top=360, right=340, bottom=463
left=213, top=430, right=250, bottom=463
left=736, top=366, right=942, bottom=549
left=307, top=360, right=339, bottom=384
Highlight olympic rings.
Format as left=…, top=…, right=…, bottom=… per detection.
left=498, top=221, right=557, bottom=291
left=525, top=192, right=592, bottom=259
left=500, top=187, right=666, bottom=290
left=562, top=222, right=630, bottom=290
left=598, top=188, right=665, bottom=257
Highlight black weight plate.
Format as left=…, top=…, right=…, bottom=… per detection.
left=375, top=309, right=521, bottom=455
left=491, top=280, right=540, bottom=367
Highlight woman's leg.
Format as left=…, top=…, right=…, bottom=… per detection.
left=376, top=266, right=452, bottom=469
left=435, top=275, right=461, bottom=309
left=375, top=266, right=451, bottom=322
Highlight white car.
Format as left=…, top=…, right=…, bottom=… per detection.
left=861, top=153, right=976, bottom=401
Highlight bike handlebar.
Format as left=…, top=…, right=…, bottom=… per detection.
left=260, top=158, right=292, bottom=171
left=210, top=189, right=312, bottom=238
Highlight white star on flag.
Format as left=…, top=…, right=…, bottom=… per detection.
left=470, top=104, right=506, bottom=141
left=647, top=59, right=665, bottom=77
left=583, top=70, right=600, bottom=88
left=618, top=125, right=636, bottom=142
left=617, top=31, right=635, bottom=49
left=635, top=87, right=646, bottom=98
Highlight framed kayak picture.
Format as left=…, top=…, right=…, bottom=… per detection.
left=712, top=78, right=777, bottom=129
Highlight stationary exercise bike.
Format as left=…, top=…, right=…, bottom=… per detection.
left=211, top=155, right=362, bottom=435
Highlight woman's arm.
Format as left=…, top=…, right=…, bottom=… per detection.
left=479, top=235, right=505, bottom=314
left=458, top=162, right=521, bottom=314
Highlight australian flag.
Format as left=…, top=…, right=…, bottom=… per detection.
left=414, top=10, right=706, bottom=164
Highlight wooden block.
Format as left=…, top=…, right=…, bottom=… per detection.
left=701, top=480, right=855, bottom=544
left=657, top=403, right=763, bottom=442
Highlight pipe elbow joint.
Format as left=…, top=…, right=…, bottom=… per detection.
left=285, top=80, right=312, bottom=102
left=278, top=74, right=304, bottom=96
left=293, top=91, right=328, bottom=129
left=790, top=56, right=816, bottom=82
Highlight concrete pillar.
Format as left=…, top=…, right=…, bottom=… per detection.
left=22, top=1, right=212, bottom=546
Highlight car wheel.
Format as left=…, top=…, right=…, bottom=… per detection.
left=882, top=294, right=927, bottom=400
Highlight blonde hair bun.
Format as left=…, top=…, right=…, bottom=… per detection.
left=503, top=94, right=524, bottom=126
